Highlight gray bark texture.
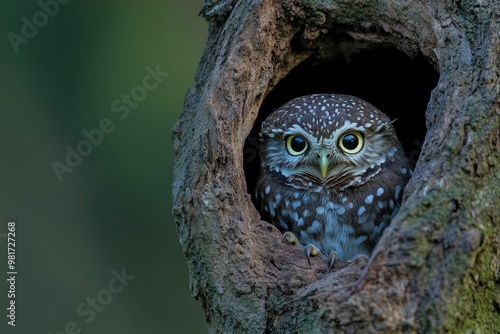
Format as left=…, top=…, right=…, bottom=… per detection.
left=172, top=0, right=500, bottom=332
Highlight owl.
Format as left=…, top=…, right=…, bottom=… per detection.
left=255, top=94, right=412, bottom=267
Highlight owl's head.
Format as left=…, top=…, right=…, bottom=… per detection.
left=259, top=94, right=404, bottom=191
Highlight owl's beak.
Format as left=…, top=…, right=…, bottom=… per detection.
left=318, top=150, right=331, bottom=179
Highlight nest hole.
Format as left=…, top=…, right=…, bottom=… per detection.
left=244, top=47, right=439, bottom=203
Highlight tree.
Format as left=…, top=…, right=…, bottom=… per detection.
left=172, top=0, right=500, bottom=332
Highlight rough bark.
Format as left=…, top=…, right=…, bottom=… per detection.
left=172, top=0, right=500, bottom=332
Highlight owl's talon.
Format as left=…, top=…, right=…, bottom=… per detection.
left=305, top=244, right=320, bottom=265
left=282, top=231, right=300, bottom=246
left=328, top=251, right=338, bottom=269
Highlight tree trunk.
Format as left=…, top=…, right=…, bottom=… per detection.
left=172, top=0, right=500, bottom=332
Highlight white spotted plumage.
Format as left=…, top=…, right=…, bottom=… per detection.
left=256, top=94, right=412, bottom=261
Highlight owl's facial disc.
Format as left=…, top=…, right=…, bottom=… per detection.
left=259, top=94, right=403, bottom=191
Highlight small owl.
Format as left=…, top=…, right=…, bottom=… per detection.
left=256, top=94, right=412, bottom=267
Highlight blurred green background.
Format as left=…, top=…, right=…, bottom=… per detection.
left=0, top=0, right=208, bottom=333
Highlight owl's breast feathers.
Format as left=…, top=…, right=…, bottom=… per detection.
left=256, top=148, right=411, bottom=261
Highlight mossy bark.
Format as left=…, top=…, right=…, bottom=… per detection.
left=173, top=0, right=500, bottom=332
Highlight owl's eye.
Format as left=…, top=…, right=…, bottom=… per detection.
left=285, top=135, right=308, bottom=156
left=339, top=132, right=364, bottom=154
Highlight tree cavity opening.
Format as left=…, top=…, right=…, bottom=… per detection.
left=244, top=47, right=439, bottom=202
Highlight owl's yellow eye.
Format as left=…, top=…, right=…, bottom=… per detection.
left=339, top=132, right=364, bottom=154
left=286, top=135, right=308, bottom=156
